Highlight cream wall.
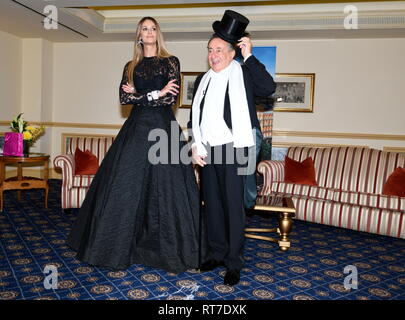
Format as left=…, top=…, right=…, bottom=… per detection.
left=53, top=42, right=130, bottom=124
left=0, top=34, right=54, bottom=175
left=51, top=38, right=405, bottom=156
left=169, top=39, right=405, bottom=139
left=0, top=30, right=21, bottom=121
left=265, top=38, right=405, bottom=134
left=20, top=38, right=54, bottom=154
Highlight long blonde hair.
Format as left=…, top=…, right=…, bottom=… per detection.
left=127, top=17, right=171, bottom=85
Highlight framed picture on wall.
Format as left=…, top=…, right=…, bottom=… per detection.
left=252, top=46, right=276, bottom=77
left=273, top=73, right=315, bottom=112
left=179, top=72, right=202, bottom=108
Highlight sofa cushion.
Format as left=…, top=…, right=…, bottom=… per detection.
left=284, top=156, right=317, bottom=186
left=66, top=136, right=115, bottom=165
left=74, top=148, right=99, bottom=175
left=333, top=189, right=405, bottom=211
left=382, top=167, right=405, bottom=197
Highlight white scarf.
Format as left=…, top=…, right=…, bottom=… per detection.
left=192, top=60, right=254, bottom=157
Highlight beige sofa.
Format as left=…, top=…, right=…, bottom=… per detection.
left=258, top=146, right=405, bottom=238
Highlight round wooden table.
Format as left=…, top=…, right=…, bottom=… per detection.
left=0, top=153, right=50, bottom=211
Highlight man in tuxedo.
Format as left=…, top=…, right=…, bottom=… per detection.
left=189, top=10, right=276, bottom=286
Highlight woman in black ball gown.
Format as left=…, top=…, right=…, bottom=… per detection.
left=67, top=17, right=205, bottom=273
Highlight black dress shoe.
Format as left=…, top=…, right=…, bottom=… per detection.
left=224, top=269, right=240, bottom=286
left=199, top=259, right=223, bottom=272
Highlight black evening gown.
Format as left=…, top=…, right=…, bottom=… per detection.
left=67, top=56, right=206, bottom=273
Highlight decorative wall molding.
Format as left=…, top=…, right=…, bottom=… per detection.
left=272, top=142, right=369, bottom=148
left=272, top=130, right=405, bottom=141
left=383, top=146, right=405, bottom=153
left=0, top=121, right=122, bottom=130
left=2, top=123, right=405, bottom=142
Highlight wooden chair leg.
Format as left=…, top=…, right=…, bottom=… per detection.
left=45, top=187, right=49, bottom=209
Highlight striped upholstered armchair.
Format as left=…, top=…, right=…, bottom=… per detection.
left=258, top=146, right=405, bottom=238
left=54, top=135, right=115, bottom=209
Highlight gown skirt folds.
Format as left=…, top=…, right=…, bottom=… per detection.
left=67, top=56, right=206, bottom=273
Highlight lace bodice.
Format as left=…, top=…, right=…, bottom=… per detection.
left=119, top=55, right=180, bottom=107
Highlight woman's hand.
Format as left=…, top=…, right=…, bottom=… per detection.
left=122, top=82, right=135, bottom=93
left=192, top=145, right=207, bottom=167
left=158, top=79, right=179, bottom=98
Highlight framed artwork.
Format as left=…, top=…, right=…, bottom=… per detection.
left=252, top=46, right=276, bottom=77
left=236, top=46, right=276, bottom=77
left=179, top=72, right=202, bottom=108
left=273, top=73, right=315, bottom=112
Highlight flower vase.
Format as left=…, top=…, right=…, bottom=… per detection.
left=23, top=140, right=30, bottom=156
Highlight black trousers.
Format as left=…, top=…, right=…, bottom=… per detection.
left=200, top=143, right=248, bottom=270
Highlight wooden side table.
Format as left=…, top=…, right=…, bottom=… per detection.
left=0, top=153, right=50, bottom=211
left=245, top=196, right=296, bottom=251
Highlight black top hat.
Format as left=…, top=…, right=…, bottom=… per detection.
left=212, top=10, right=250, bottom=44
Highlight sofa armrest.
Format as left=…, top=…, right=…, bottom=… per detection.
left=54, top=154, right=75, bottom=188
left=257, top=160, right=285, bottom=195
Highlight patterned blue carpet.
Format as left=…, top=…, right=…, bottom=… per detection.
left=0, top=180, right=404, bottom=300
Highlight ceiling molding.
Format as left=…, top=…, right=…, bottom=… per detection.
left=86, top=0, right=405, bottom=10
left=64, top=5, right=405, bottom=35
left=2, top=0, right=405, bottom=41
left=10, top=0, right=89, bottom=38
left=61, top=8, right=105, bottom=32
